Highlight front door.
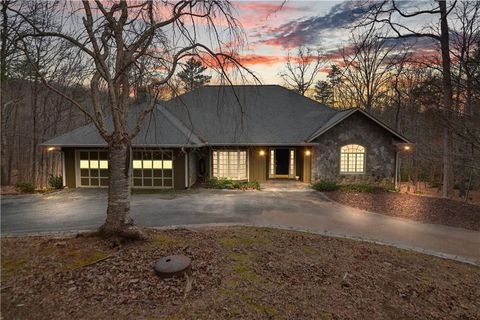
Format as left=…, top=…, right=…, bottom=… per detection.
left=275, top=149, right=289, bottom=176
left=269, top=148, right=295, bottom=179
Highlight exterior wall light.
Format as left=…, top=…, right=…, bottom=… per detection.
left=259, top=150, right=265, bottom=156
left=47, top=146, right=59, bottom=152
left=305, top=150, right=311, bottom=156
left=404, top=145, right=411, bottom=151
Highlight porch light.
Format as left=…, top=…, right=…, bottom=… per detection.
left=259, top=150, right=265, bottom=156
left=305, top=150, right=311, bottom=156
left=404, top=145, right=411, bottom=151
left=47, top=146, right=60, bottom=152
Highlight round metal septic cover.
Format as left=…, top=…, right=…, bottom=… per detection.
left=153, top=255, right=191, bottom=278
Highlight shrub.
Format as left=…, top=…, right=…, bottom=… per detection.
left=339, top=183, right=375, bottom=193
left=15, top=182, right=35, bottom=193
left=311, top=181, right=339, bottom=192
left=234, top=181, right=261, bottom=191
left=207, top=177, right=260, bottom=190
left=207, top=177, right=236, bottom=189
left=312, top=181, right=387, bottom=193
left=48, top=175, right=64, bottom=189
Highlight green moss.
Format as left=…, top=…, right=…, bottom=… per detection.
left=66, top=251, right=109, bottom=270
left=301, top=246, right=319, bottom=255
left=219, top=234, right=270, bottom=248
left=1, top=257, right=27, bottom=278
left=227, top=252, right=253, bottom=262
left=150, top=233, right=187, bottom=247
left=250, top=304, right=277, bottom=317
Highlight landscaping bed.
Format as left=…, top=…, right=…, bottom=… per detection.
left=1, top=227, right=479, bottom=319
left=327, top=191, right=480, bottom=231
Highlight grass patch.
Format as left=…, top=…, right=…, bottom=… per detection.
left=207, top=177, right=260, bottom=190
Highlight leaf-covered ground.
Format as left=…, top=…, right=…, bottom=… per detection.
left=327, top=191, right=480, bottom=231
left=1, top=227, right=479, bottom=319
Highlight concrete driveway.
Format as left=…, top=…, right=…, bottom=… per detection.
left=1, top=188, right=479, bottom=265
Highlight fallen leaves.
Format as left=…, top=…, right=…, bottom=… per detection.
left=328, top=191, right=480, bottom=230
left=1, top=227, right=479, bottom=319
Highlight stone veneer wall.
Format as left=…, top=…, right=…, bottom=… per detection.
left=312, top=112, right=401, bottom=185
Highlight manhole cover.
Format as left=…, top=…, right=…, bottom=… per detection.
left=153, top=255, right=191, bottom=278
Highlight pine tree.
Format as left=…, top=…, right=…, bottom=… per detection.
left=313, top=80, right=333, bottom=105
left=177, top=58, right=212, bottom=91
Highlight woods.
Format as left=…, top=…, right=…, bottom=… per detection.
left=309, top=0, right=480, bottom=199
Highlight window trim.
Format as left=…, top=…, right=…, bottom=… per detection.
left=132, top=149, right=174, bottom=189
left=211, top=149, right=249, bottom=181
left=75, top=149, right=110, bottom=188
left=75, top=149, right=175, bottom=189
left=339, top=144, right=366, bottom=175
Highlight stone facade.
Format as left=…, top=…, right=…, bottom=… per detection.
left=311, top=112, right=401, bottom=185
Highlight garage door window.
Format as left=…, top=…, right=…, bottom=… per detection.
left=133, top=150, right=173, bottom=188
left=79, top=151, right=109, bottom=187
left=212, top=150, right=247, bottom=180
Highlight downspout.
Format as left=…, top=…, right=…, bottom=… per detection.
left=181, top=147, right=188, bottom=189
left=62, top=150, right=66, bottom=188
left=394, top=151, right=399, bottom=191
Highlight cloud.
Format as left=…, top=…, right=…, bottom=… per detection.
left=256, top=1, right=374, bottom=48
left=237, top=54, right=284, bottom=66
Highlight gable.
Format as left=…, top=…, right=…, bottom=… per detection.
left=307, top=108, right=411, bottom=144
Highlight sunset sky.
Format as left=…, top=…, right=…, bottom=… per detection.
left=229, top=0, right=436, bottom=84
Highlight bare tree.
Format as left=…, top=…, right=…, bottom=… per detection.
left=279, top=46, right=324, bottom=96
left=11, top=0, right=255, bottom=239
left=359, top=0, right=458, bottom=198
left=339, top=30, right=397, bottom=112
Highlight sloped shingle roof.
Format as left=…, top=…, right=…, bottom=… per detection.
left=41, top=85, right=410, bottom=147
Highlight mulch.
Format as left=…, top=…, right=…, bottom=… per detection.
left=1, top=227, right=479, bottom=319
left=327, top=191, right=480, bottom=231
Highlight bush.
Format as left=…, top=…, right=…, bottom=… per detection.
left=234, top=181, right=261, bottom=191
left=48, top=175, right=64, bottom=189
left=15, top=182, right=35, bottom=193
left=207, top=177, right=260, bottom=190
left=207, top=177, right=236, bottom=189
left=339, top=183, right=376, bottom=193
left=312, top=181, right=386, bottom=193
left=311, top=181, right=339, bottom=192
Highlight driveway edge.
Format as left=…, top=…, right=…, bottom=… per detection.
left=3, top=223, right=477, bottom=267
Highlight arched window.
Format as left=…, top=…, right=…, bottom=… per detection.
left=340, top=144, right=365, bottom=173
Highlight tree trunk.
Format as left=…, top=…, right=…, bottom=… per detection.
left=439, top=0, right=454, bottom=198
left=99, top=141, right=142, bottom=239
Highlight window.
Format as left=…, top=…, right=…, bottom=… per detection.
left=133, top=150, right=173, bottom=188
left=79, top=151, right=109, bottom=187
left=212, top=150, right=247, bottom=180
left=289, top=149, right=295, bottom=178
left=340, top=144, right=365, bottom=173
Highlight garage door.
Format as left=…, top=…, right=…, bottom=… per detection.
left=78, top=150, right=109, bottom=187
left=132, top=150, right=173, bottom=188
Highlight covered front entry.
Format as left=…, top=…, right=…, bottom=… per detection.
left=269, top=148, right=296, bottom=179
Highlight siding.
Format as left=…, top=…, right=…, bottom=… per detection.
left=173, top=149, right=186, bottom=189
left=188, top=150, right=198, bottom=187
left=63, top=147, right=186, bottom=189
left=303, top=147, right=312, bottom=183
left=248, top=147, right=267, bottom=182
left=63, top=147, right=76, bottom=188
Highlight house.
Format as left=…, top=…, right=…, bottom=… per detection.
left=41, top=85, right=412, bottom=189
